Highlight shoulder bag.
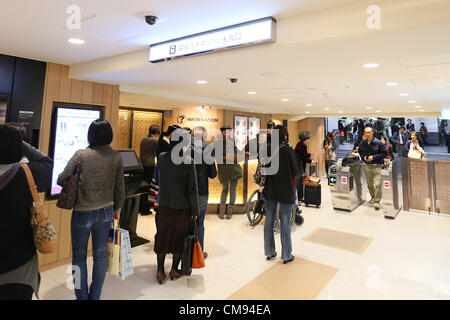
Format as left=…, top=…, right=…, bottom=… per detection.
left=57, top=151, right=82, bottom=209
left=253, top=143, right=284, bottom=187
left=21, top=163, right=57, bottom=254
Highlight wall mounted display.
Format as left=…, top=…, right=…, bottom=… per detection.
left=248, top=117, right=261, bottom=140
left=48, top=106, right=102, bottom=197
left=234, top=115, right=248, bottom=151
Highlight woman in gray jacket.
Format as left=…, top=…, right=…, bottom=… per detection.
left=58, top=119, right=125, bottom=300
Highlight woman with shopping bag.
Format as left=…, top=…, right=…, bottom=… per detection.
left=57, top=120, right=125, bottom=300
left=153, top=128, right=199, bottom=285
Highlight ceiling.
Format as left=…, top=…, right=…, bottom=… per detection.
left=1, top=0, right=449, bottom=118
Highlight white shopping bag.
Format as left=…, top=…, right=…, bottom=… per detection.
left=106, top=220, right=133, bottom=280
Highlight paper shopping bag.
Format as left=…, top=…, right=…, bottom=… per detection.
left=118, top=227, right=133, bottom=280
left=106, top=221, right=121, bottom=277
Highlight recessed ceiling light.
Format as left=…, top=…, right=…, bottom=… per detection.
left=281, top=98, right=289, bottom=102
left=376, top=110, right=382, bottom=113
left=400, top=93, right=409, bottom=96
left=366, top=106, right=373, bottom=110
left=248, top=91, right=256, bottom=95
left=305, top=111, right=310, bottom=114
left=68, top=38, right=85, bottom=45
left=306, top=104, right=313, bottom=107
left=338, top=111, right=344, bottom=114
left=386, top=82, right=399, bottom=86
left=324, top=108, right=330, bottom=111
left=196, top=80, right=207, bottom=84
left=363, top=63, right=379, bottom=68
left=419, top=109, right=426, bottom=112
left=415, top=106, right=422, bottom=108
left=408, top=101, right=417, bottom=103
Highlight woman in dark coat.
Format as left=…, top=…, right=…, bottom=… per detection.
left=0, top=125, right=53, bottom=300
left=263, top=125, right=301, bottom=263
left=153, top=128, right=199, bottom=284
left=294, top=131, right=316, bottom=202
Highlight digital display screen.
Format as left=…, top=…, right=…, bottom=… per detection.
left=119, top=151, right=140, bottom=168
left=50, top=108, right=101, bottom=196
left=0, top=97, right=7, bottom=124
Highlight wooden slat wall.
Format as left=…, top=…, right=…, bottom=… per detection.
left=38, top=63, right=119, bottom=270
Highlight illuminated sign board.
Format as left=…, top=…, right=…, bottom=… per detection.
left=149, top=17, right=276, bottom=63
left=442, top=108, right=450, bottom=120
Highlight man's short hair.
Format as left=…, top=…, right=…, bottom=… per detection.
left=267, top=121, right=275, bottom=130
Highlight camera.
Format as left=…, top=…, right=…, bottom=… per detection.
left=229, top=78, right=238, bottom=83
left=145, top=15, right=158, bottom=25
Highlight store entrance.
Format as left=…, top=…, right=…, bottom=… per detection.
left=118, top=107, right=164, bottom=154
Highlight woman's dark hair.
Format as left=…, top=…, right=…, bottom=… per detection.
left=380, top=136, right=388, bottom=143
left=148, top=124, right=160, bottom=136
left=0, top=125, right=23, bottom=164
left=88, top=119, right=113, bottom=147
left=274, top=125, right=288, bottom=144
left=267, top=120, right=275, bottom=130
left=6, top=122, right=31, bottom=143
left=326, top=131, right=334, bottom=140
left=299, top=131, right=311, bottom=142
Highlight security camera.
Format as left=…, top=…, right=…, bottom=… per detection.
left=229, top=78, right=238, bottom=84
left=145, top=15, right=158, bottom=25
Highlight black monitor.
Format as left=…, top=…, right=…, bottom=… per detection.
left=118, top=149, right=143, bottom=172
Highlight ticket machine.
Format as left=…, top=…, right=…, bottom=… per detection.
left=118, top=149, right=150, bottom=247
left=329, top=156, right=366, bottom=212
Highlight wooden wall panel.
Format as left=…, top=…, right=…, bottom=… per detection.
left=132, top=111, right=163, bottom=155
left=92, top=83, right=104, bottom=105
left=58, top=210, right=73, bottom=260
left=297, top=117, right=325, bottom=176
left=58, top=66, right=71, bottom=101
left=70, top=79, right=83, bottom=102
left=38, top=62, right=119, bottom=271
left=81, top=82, right=93, bottom=103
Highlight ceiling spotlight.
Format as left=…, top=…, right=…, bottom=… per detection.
left=376, top=110, right=382, bottom=113
left=306, top=104, right=313, bottom=107
left=305, top=111, right=311, bottom=114
left=338, top=111, right=344, bottom=114
left=196, top=80, right=207, bottom=84
left=68, top=38, right=85, bottom=45
left=366, top=106, right=373, bottom=110
left=386, top=82, right=399, bottom=86
left=400, top=93, right=409, bottom=96
left=408, top=101, right=417, bottom=104
left=324, top=108, right=330, bottom=111
left=419, top=109, right=426, bottom=112
left=248, top=91, right=256, bottom=95
left=281, top=98, right=289, bottom=102
left=363, top=63, right=379, bottom=68
left=415, top=106, right=422, bottom=108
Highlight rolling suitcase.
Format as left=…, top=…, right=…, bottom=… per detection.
left=304, top=163, right=321, bottom=208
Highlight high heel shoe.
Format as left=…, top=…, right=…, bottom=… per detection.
left=156, top=272, right=167, bottom=284
left=169, top=269, right=183, bottom=280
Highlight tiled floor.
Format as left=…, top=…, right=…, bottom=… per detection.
left=37, top=180, right=450, bottom=300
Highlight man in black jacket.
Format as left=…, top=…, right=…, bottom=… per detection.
left=190, top=126, right=217, bottom=259
left=358, top=127, right=387, bottom=210
left=392, top=127, right=409, bottom=157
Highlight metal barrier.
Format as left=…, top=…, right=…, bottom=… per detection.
left=402, top=158, right=450, bottom=215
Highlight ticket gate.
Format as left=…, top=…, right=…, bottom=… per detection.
left=381, top=160, right=401, bottom=219
left=329, top=158, right=366, bottom=212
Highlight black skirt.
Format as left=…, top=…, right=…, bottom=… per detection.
left=154, top=206, right=192, bottom=254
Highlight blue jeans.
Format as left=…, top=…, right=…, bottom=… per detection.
left=197, top=195, right=208, bottom=251
left=71, top=205, right=114, bottom=300
left=264, top=201, right=293, bottom=261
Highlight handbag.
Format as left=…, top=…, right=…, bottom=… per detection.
left=21, top=163, right=57, bottom=254
left=192, top=220, right=205, bottom=269
left=181, top=232, right=195, bottom=276
left=253, top=144, right=284, bottom=186
left=57, top=151, right=82, bottom=209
